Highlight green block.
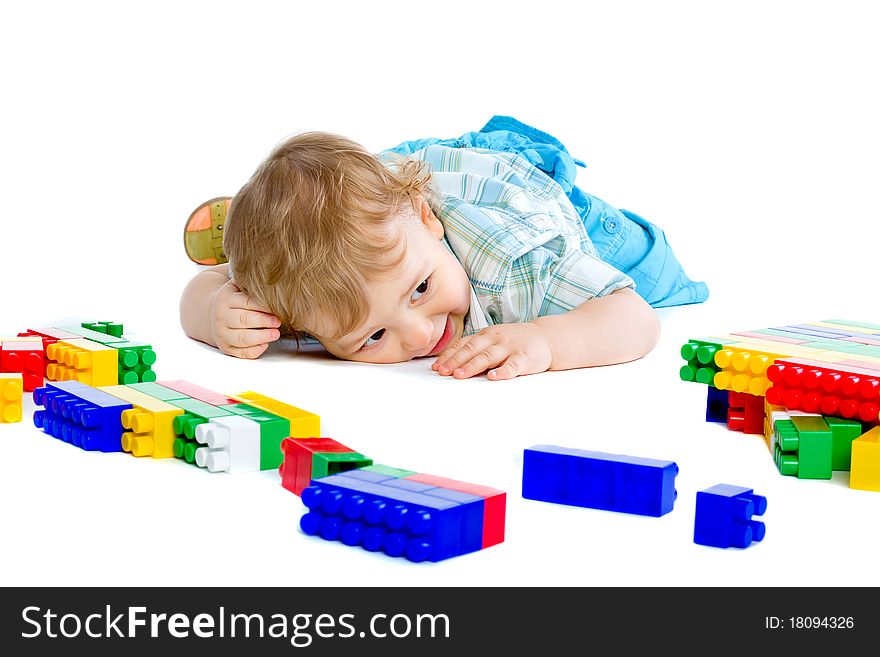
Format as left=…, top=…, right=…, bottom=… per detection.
left=772, top=416, right=833, bottom=479
left=360, top=464, right=417, bottom=478
left=826, top=417, right=864, bottom=470
left=126, top=382, right=189, bottom=402
left=219, top=403, right=290, bottom=470
left=169, top=399, right=234, bottom=441
left=57, top=325, right=128, bottom=345
left=824, top=319, right=880, bottom=331
left=679, top=338, right=726, bottom=384
left=846, top=345, right=880, bottom=358
left=112, top=341, right=157, bottom=384
left=82, top=321, right=124, bottom=338
left=312, top=452, right=373, bottom=480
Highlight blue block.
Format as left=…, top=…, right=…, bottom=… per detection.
left=770, top=326, right=847, bottom=340
left=335, top=469, right=393, bottom=484
left=788, top=324, right=855, bottom=337
left=693, top=483, right=767, bottom=549
left=522, top=445, right=678, bottom=517
left=300, top=473, right=478, bottom=562
left=32, top=381, right=131, bottom=452
left=706, top=385, right=729, bottom=423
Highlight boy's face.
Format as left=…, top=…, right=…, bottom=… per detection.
left=309, top=199, right=471, bottom=364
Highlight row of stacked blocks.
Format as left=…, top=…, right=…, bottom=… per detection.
left=521, top=445, right=766, bottom=549
left=680, top=319, right=880, bottom=491
left=0, top=322, right=158, bottom=420
left=28, top=375, right=506, bottom=563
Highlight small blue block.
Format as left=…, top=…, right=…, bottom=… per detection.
left=300, top=473, right=482, bottom=562
left=32, top=381, right=131, bottom=452
left=522, top=445, right=678, bottom=517
left=694, top=483, right=767, bottom=549
left=705, top=385, right=729, bottom=423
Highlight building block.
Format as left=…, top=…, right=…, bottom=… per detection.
left=110, top=341, right=157, bottom=384
left=0, top=340, right=44, bottom=392
left=229, top=391, right=320, bottom=438
left=521, top=445, right=678, bottom=517
left=766, top=358, right=880, bottom=423
left=218, top=403, right=290, bottom=470
left=99, top=385, right=183, bottom=458
left=713, top=344, right=785, bottom=396
left=191, top=415, right=262, bottom=473
left=360, top=464, right=417, bottom=478
left=279, top=437, right=364, bottom=495
left=81, top=321, right=124, bottom=338
left=32, top=381, right=131, bottom=452
left=55, top=325, right=128, bottom=345
left=773, top=415, right=833, bottom=479
left=680, top=338, right=728, bottom=384
left=45, top=338, right=117, bottom=387
left=726, top=391, right=765, bottom=435
left=300, top=473, right=485, bottom=562
left=693, top=484, right=767, bottom=549
left=406, top=472, right=506, bottom=549
left=126, top=382, right=190, bottom=402
left=850, top=427, right=880, bottom=491
left=705, top=385, right=728, bottom=423
left=825, top=417, right=864, bottom=470
left=158, top=380, right=235, bottom=406
left=0, top=373, right=23, bottom=423
left=167, top=398, right=235, bottom=464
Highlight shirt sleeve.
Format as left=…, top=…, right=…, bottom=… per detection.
left=504, top=247, right=635, bottom=321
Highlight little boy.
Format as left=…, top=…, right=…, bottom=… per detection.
left=180, top=129, right=666, bottom=380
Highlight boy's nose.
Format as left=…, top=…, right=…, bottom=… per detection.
left=401, top=316, right=434, bottom=352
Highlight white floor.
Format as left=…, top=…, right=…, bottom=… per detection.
left=2, top=1, right=878, bottom=587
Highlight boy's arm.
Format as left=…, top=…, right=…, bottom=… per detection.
left=434, top=287, right=659, bottom=380
left=532, top=287, right=660, bottom=371
left=179, top=264, right=282, bottom=358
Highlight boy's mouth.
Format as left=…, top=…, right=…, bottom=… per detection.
left=427, top=315, right=454, bottom=356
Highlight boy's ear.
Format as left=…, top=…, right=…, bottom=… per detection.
left=418, top=195, right=444, bottom=239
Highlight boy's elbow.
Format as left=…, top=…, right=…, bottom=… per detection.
left=633, top=292, right=661, bottom=357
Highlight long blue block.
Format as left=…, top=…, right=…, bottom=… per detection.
left=522, top=445, right=678, bottom=517
left=706, top=385, right=729, bottom=423
left=693, top=484, right=767, bottom=549
left=300, top=473, right=484, bottom=562
left=32, top=380, right=131, bottom=452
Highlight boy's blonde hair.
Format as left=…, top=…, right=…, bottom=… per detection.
left=224, top=131, right=436, bottom=342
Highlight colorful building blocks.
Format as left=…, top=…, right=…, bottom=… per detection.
left=191, top=414, right=263, bottom=474
left=168, top=398, right=235, bottom=464
left=111, top=342, right=157, bottom=384
left=0, top=340, right=44, bottom=392
left=0, top=373, right=23, bottom=423
left=279, top=437, right=371, bottom=495
left=693, top=484, right=766, bottom=549
left=772, top=414, right=833, bottom=479
left=81, top=321, right=124, bottom=338
left=217, top=402, right=290, bottom=470
left=55, top=325, right=128, bottom=345
left=726, top=391, right=765, bottom=435
left=850, top=426, right=880, bottom=491
left=100, top=385, right=183, bottom=458
left=229, top=391, right=320, bottom=438
left=300, top=471, right=490, bottom=562
left=705, top=385, right=729, bottom=423
left=45, top=338, right=118, bottom=387
left=521, top=445, right=678, bottom=517
left=32, top=380, right=131, bottom=452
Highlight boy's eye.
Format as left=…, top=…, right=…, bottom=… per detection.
left=363, top=329, right=385, bottom=348
left=411, top=278, right=430, bottom=301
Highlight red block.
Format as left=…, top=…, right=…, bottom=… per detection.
left=279, top=437, right=355, bottom=496
left=1, top=341, right=44, bottom=392
left=727, top=391, right=764, bottom=435
left=405, top=472, right=506, bottom=549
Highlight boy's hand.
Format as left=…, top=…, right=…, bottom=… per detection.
left=210, top=279, right=282, bottom=359
left=431, top=323, right=553, bottom=380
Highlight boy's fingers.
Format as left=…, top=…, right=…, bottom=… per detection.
left=452, top=346, right=505, bottom=379
left=487, top=353, right=529, bottom=381
left=435, top=337, right=486, bottom=375
left=226, top=307, right=281, bottom=329
left=224, top=343, right=270, bottom=360
left=229, top=328, right=281, bottom=348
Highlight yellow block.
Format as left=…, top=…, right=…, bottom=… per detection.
left=713, top=344, right=789, bottom=396
left=45, top=338, right=117, bottom=386
left=99, top=385, right=184, bottom=458
left=230, top=391, right=320, bottom=438
left=0, top=373, right=23, bottom=423
left=850, top=427, right=880, bottom=492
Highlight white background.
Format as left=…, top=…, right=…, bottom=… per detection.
left=1, top=0, right=878, bottom=587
